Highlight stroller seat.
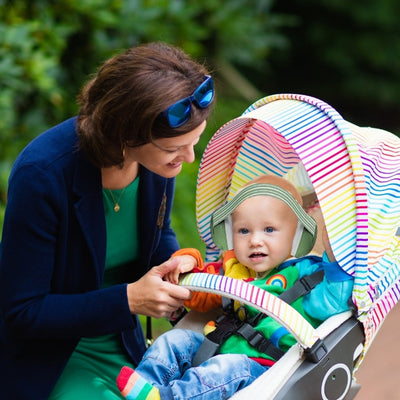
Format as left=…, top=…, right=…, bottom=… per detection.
left=178, top=274, right=363, bottom=400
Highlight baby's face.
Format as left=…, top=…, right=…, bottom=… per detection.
left=231, top=195, right=298, bottom=274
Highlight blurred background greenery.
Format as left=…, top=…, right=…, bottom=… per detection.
left=1, top=0, right=399, bottom=255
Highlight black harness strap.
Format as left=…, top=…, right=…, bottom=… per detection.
left=192, top=314, right=284, bottom=367
left=278, top=269, right=325, bottom=304
left=192, top=269, right=325, bottom=367
left=236, top=322, right=285, bottom=360
left=193, top=314, right=242, bottom=366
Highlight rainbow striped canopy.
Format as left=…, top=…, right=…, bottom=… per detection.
left=195, top=93, right=400, bottom=354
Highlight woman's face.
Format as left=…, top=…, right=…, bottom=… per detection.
left=125, top=121, right=206, bottom=178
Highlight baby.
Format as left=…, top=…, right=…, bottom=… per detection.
left=117, top=175, right=353, bottom=400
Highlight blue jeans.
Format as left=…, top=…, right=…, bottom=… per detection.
left=135, top=329, right=267, bottom=400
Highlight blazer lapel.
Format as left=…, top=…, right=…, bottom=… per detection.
left=73, top=153, right=106, bottom=286
left=137, top=167, right=168, bottom=268
left=71, top=160, right=168, bottom=280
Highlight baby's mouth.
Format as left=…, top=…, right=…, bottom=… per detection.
left=249, top=252, right=267, bottom=259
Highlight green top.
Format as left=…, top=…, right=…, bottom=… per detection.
left=103, top=177, right=140, bottom=270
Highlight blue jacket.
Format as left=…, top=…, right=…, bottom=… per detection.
left=0, top=117, right=180, bottom=399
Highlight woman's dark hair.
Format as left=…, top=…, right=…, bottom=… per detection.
left=77, top=42, right=214, bottom=168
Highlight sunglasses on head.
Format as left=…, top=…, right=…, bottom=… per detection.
left=159, top=75, right=214, bottom=128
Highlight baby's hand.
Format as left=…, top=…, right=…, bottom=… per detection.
left=164, top=255, right=197, bottom=284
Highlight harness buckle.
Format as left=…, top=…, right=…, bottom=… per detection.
left=299, top=275, right=313, bottom=292
left=236, top=323, right=285, bottom=360
left=236, top=324, right=264, bottom=349
left=237, top=324, right=270, bottom=353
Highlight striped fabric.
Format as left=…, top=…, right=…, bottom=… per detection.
left=195, top=93, right=400, bottom=360
left=348, top=123, right=400, bottom=354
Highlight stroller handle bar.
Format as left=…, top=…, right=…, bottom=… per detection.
left=179, top=273, right=320, bottom=349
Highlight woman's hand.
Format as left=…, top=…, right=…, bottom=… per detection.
left=164, top=255, right=197, bottom=284
left=126, top=258, right=192, bottom=318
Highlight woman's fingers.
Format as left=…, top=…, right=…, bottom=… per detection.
left=126, top=258, right=192, bottom=317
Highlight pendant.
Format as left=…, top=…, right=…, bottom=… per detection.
left=113, top=203, right=120, bottom=212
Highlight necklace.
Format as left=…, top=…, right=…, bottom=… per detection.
left=108, top=188, right=126, bottom=212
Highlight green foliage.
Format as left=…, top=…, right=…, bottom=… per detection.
left=0, top=0, right=286, bottom=239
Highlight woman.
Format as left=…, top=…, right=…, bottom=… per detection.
left=0, top=42, right=215, bottom=399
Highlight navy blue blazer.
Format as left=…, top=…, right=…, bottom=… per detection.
left=0, top=117, right=180, bottom=399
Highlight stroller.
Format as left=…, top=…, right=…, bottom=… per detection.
left=177, top=93, right=400, bottom=399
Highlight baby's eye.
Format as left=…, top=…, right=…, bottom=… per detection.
left=265, top=227, right=274, bottom=233
left=238, top=228, right=249, bottom=234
